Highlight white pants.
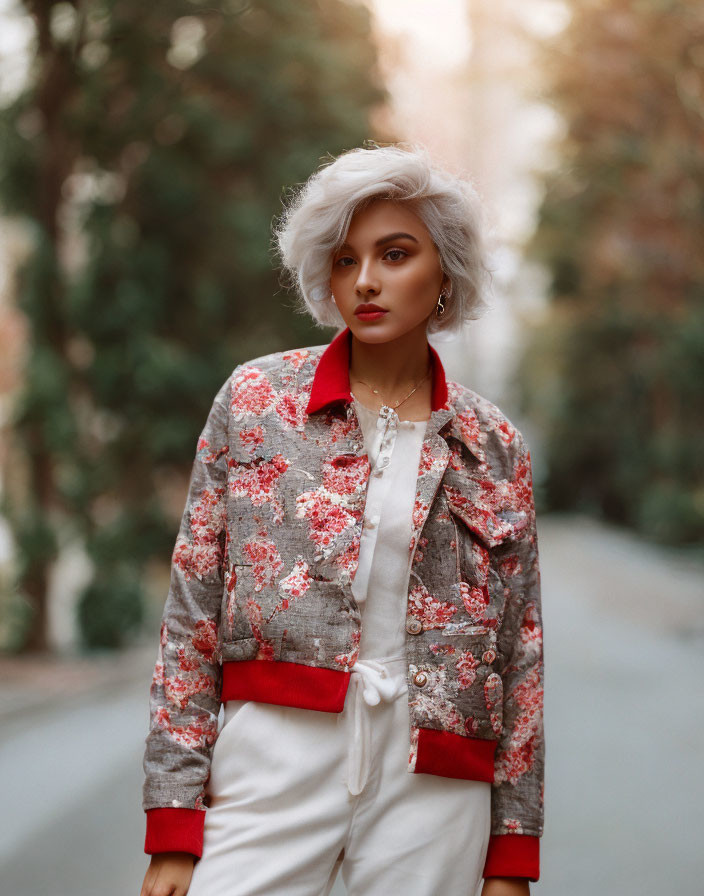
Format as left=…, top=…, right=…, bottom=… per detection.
left=187, top=655, right=491, bottom=896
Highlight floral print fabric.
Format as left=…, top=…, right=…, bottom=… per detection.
left=142, top=334, right=544, bottom=854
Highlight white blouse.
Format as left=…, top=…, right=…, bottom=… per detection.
left=351, top=396, right=428, bottom=662
left=340, top=397, right=429, bottom=794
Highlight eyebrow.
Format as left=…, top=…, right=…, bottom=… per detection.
left=339, top=232, right=420, bottom=251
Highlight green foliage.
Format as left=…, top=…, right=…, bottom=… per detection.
left=77, top=574, right=145, bottom=649
left=518, top=301, right=704, bottom=543
left=0, top=584, right=34, bottom=655
left=0, top=0, right=389, bottom=651
left=517, top=0, right=704, bottom=546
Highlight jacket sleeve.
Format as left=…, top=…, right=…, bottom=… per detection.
left=142, top=371, right=234, bottom=857
left=483, top=431, right=545, bottom=882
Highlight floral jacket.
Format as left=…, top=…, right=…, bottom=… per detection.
left=142, top=326, right=545, bottom=882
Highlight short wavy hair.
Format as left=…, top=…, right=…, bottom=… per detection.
left=273, top=141, right=494, bottom=334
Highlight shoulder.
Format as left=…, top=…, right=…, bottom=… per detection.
left=227, top=343, right=328, bottom=384
left=446, top=378, right=528, bottom=468
left=213, top=343, right=329, bottom=420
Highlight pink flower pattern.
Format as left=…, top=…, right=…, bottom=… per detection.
left=164, top=670, right=219, bottom=712
left=334, top=628, right=361, bottom=672
left=230, top=366, right=277, bottom=418
left=238, top=425, right=265, bottom=456
left=495, top=664, right=543, bottom=785
left=295, top=455, right=368, bottom=560
left=265, top=559, right=313, bottom=622
left=408, top=664, right=464, bottom=735
left=242, top=538, right=284, bottom=591
left=242, top=596, right=277, bottom=660
left=459, top=580, right=490, bottom=623
left=274, top=389, right=308, bottom=430
left=407, top=582, right=458, bottom=629
left=452, top=407, right=487, bottom=464
left=172, top=485, right=226, bottom=581
left=484, top=671, right=504, bottom=736
left=455, top=648, right=481, bottom=689
left=229, top=455, right=289, bottom=509
left=191, top=618, right=218, bottom=662
left=499, top=555, right=523, bottom=577
left=280, top=348, right=311, bottom=374
left=155, top=704, right=218, bottom=750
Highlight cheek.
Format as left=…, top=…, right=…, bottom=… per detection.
left=397, top=255, right=441, bottom=287
left=330, top=266, right=351, bottom=290
left=395, top=264, right=442, bottom=304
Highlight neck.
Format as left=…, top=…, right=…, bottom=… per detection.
left=348, top=325, right=432, bottom=403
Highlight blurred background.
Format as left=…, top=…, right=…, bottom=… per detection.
left=0, top=0, right=702, bottom=894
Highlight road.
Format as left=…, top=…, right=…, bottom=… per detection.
left=1, top=513, right=702, bottom=895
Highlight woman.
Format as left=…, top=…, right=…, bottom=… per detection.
left=140, top=143, right=545, bottom=896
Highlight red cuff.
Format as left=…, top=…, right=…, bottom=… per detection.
left=144, top=807, right=205, bottom=857
left=483, top=834, right=540, bottom=882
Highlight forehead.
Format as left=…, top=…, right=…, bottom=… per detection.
left=343, top=198, right=431, bottom=244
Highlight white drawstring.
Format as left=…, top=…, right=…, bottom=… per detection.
left=345, top=656, right=407, bottom=796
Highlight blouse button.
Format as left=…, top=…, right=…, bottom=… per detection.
left=482, top=648, right=497, bottom=664
left=413, top=670, right=428, bottom=687
left=406, top=618, right=422, bottom=635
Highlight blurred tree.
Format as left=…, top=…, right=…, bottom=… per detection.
left=0, top=0, right=389, bottom=651
left=516, top=0, right=704, bottom=546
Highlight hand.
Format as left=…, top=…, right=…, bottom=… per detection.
left=481, top=877, right=530, bottom=896
left=140, top=852, right=197, bottom=896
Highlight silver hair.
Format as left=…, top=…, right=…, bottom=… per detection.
left=272, top=141, right=495, bottom=334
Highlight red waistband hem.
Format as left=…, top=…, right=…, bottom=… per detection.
left=222, top=658, right=351, bottom=711
left=221, top=659, right=498, bottom=782
left=415, top=725, right=497, bottom=782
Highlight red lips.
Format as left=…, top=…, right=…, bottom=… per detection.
left=355, top=303, right=386, bottom=313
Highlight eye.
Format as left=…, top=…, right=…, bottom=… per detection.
left=335, top=256, right=355, bottom=267
left=384, top=248, right=408, bottom=262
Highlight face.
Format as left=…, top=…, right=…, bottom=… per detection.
left=329, top=198, right=449, bottom=342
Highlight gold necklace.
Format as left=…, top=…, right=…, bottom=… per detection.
left=351, top=363, right=432, bottom=411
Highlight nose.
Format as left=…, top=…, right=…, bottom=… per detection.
left=355, top=257, right=381, bottom=297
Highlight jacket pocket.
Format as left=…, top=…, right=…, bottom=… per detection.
left=442, top=481, right=525, bottom=549
left=443, top=486, right=520, bottom=629
left=221, top=561, right=255, bottom=644
left=221, top=636, right=261, bottom=662
left=437, top=620, right=491, bottom=637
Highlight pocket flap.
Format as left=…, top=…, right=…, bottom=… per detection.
left=443, top=482, right=528, bottom=547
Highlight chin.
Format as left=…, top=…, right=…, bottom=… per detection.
left=349, top=322, right=396, bottom=342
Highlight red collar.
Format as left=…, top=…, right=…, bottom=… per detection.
left=306, top=326, right=449, bottom=415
